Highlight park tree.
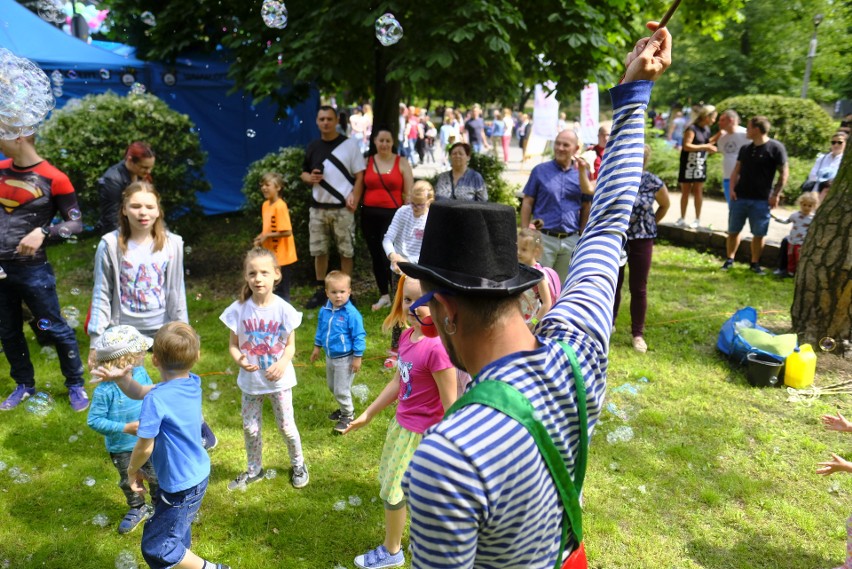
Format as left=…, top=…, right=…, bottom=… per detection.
left=100, top=0, right=745, bottom=136
left=791, top=152, right=852, bottom=358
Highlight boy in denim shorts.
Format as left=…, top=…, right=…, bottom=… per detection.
left=92, top=322, right=229, bottom=569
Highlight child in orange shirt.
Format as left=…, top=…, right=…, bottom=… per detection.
left=254, top=172, right=297, bottom=300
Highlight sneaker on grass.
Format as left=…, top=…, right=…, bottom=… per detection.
left=334, top=414, right=353, bottom=434
left=328, top=409, right=342, bottom=422
left=720, top=258, right=734, bottom=271
left=305, top=288, right=327, bottom=310
left=749, top=263, right=766, bottom=275
left=354, top=545, right=405, bottom=569
left=118, top=504, right=153, bottom=534
left=291, top=464, right=309, bottom=489
left=201, top=421, right=217, bottom=451
left=68, top=385, right=89, bottom=412
left=0, top=385, right=36, bottom=411
left=227, top=469, right=266, bottom=491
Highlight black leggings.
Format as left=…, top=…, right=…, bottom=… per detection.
left=360, top=206, right=397, bottom=296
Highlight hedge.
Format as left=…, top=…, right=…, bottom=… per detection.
left=39, top=92, right=208, bottom=226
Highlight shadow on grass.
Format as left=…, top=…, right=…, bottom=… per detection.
left=687, top=534, right=837, bottom=569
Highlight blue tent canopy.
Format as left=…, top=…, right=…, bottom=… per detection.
left=0, top=0, right=318, bottom=215
left=0, top=0, right=145, bottom=69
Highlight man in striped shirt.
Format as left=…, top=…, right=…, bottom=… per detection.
left=398, top=24, right=672, bottom=569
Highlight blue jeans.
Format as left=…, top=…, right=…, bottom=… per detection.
left=722, top=179, right=731, bottom=204
left=142, top=477, right=208, bottom=569
left=0, top=261, right=84, bottom=388
left=728, top=198, right=770, bottom=237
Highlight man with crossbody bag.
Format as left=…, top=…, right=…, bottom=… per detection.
left=397, top=23, right=672, bottom=568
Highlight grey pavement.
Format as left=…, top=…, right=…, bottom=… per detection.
left=412, top=141, right=791, bottom=245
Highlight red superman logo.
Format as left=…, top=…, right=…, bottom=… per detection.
left=0, top=178, right=43, bottom=213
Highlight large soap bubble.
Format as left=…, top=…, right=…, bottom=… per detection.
left=0, top=49, right=55, bottom=140
left=375, top=13, right=403, bottom=46
left=37, top=0, right=66, bottom=25
left=261, top=0, right=288, bottom=29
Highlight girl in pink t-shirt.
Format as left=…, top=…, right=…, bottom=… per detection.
left=343, top=275, right=457, bottom=569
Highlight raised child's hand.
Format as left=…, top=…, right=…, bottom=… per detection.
left=821, top=412, right=852, bottom=432
left=342, top=412, right=371, bottom=435
left=817, top=452, right=852, bottom=476
left=89, top=364, right=133, bottom=384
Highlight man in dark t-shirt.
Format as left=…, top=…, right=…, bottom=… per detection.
left=464, top=104, right=490, bottom=154
left=722, top=116, right=788, bottom=274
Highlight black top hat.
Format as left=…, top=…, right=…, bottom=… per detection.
left=398, top=201, right=542, bottom=297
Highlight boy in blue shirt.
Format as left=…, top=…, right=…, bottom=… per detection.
left=87, top=325, right=159, bottom=534
left=310, top=270, right=366, bottom=433
left=92, top=321, right=229, bottom=569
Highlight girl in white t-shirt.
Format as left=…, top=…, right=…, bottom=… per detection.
left=220, top=247, right=308, bottom=491
left=88, top=182, right=187, bottom=368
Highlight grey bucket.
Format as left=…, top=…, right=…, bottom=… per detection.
left=746, top=352, right=784, bottom=387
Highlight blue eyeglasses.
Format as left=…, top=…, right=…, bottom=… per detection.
left=409, top=290, right=452, bottom=326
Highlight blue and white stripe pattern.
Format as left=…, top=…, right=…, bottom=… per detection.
left=402, top=81, right=652, bottom=569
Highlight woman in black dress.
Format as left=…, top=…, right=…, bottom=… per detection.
left=675, top=105, right=718, bottom=229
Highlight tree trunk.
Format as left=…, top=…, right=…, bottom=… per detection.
left=791, top=151, right=852, bottom=358
left=373, top=44, right=402, bottom=147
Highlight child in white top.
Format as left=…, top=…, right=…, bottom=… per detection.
left=380, top=181, right=435, bottom=369
left=517, top=225, right=553, bottom=330
left=771, top=193, right=817, bottom=276
left=219, top=247, right=308, bottom=491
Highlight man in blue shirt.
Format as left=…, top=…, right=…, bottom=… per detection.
left=520, top=129, right=595, bottom=283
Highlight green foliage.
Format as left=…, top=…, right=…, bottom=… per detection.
left=715, top=95, right=836, bottom=159
left=652, top=0, right=852, bottom=107
left=38, top=92, right=208, bottom=225
left=466, top=153, right=519, bottom=208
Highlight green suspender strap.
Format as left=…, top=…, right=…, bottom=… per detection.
left=444, top=341, right=588, bottom=569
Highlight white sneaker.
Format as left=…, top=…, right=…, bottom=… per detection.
left=632, top=336, right=648, bottom=353
left=689, top=219, right=700, bottom=229
left=674, top=218, right=686, bottom=227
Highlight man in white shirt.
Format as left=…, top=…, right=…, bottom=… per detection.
left=716, top=109, right=749, bottom=204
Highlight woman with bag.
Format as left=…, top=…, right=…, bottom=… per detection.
left=361, top=126, right=414, bottom=312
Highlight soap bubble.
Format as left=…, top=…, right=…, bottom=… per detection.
left=208, top=391, right=220, bottom=401
left=140, top=11, right=156, bottom=26
left=58, top=226, right=72, bottom=238
left=99, top=69, right=110, bottom=80
left=115, top=550, right=138, bottom=569
left=130, top=83, right=147, bottom=95
left=52, top=87, right=63, bottom=98
left=68, top=434, right=78, bottom=443
left=246, top=129, right=256, bottom=138
left=375, top=13, right=404, bottom=47
left=264, top=469, right=277, bottom=480
left=12, top=471, right=31, bottom=484
left=62, top=306, right=79, bottom=319
left=606, top=425, right=634, bottom=444
left=50, top=70, right=64, bottom=86
left=208, top=381, right=217, bottom=390
left=67, top=70, right=78, bottom=80
left=70, top=288, right=81, bottom=295
left=91, top=513, right=109, bottom=527
left=24, top=392, right=54, bottom=416
left=0, top=461, right=6, bottom=471
left=819, top=337, right=837, bottom=352
left=351, top=383, right=369, bottom=404
left=0, top=49, right=55, bottom=139
left=261, top=0, right=288, bottom=29
left=185, top=246, right=193, bottom=254
left=83, top=476, right=96, bottom=487
left=348, top=495, right=362, bottom=507
left=37, top=0, right=66, bottom=24
left=332, top=500, right=346, bottom=511
left=68, top=208, right=82, bottom=221
left=37, top=318, right=51, bottom=330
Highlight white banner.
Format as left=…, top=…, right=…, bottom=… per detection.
left=531, top=83, right=559, bottom=141
left=579, top=83, right=599, bottom=146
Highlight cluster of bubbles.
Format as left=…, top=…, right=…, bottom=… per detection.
left=62, top=306, right=81, bottom=329
left=261, top=0, right=288, bottom=29
left=83, top=476, right=96, bottom=487
left=264, top=469, right=277, bottom=480
left=606, top=425, right=635, bottom=444
left=130, top=83, right=147, bottom=96
left=115, top=550, right=139, bottom=569
left=91, top=513, right=110, bottom=527
left=36, top=0, right=65, bottom=24
left=0, top=49, right=55, bottom=140
left=40, top=346, right=57, bottom=361
left=208, top=390, right=221, bottom=401
left=375, top=13, right=404, bottom=46
left=6, top=465, right=32, bottom=484
left=24, top=392, right=55, bottom=416
left=246, top=129, right=256, bottom=138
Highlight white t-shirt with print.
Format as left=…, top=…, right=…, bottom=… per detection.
left=119, top=240, right=170, bottom=332
left=219, top=296, right=303, bottom=395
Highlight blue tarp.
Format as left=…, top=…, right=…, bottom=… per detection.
left=0, top=0, right=318, bottom=214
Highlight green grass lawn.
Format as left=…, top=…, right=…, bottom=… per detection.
left=0, top=218, right=849, bottom=569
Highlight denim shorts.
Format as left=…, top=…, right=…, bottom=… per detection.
left=728, top=198, right=770, bottom=237
left=141, top=477, right=208, bottom=569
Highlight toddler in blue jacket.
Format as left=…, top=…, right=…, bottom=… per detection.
left=310, top=270, right=367, bottom=433
left=87, top=325, right=159, bottom=535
